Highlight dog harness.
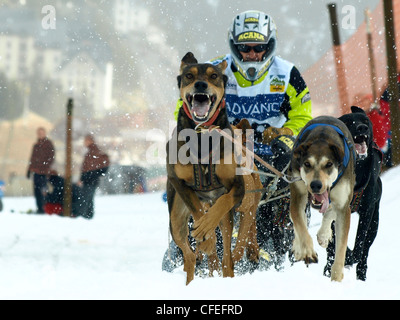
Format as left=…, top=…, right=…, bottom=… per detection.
left=182, top=99, right=227, bottom=192
left=191, top=161, right=224, bottom=192
left=183, top=142, right=225, bottom=193
left=296, top=123, right=356, bottom=189
left=181, top=99, right=227, bottom=192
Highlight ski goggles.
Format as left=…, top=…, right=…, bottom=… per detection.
left=236, top=43, right=268, bottom=53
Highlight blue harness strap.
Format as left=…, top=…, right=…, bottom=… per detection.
left=296, top=123, right=356, bottom=188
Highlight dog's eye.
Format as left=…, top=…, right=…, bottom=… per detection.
left=304, top=161, right=311, bottom=168
left=210, top=73, right=218, bottom=79
left=186, top=73, right=193, bottom=79
left=326, top=161, right=333, bottom=168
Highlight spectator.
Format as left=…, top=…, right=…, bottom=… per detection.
left=27, top=127, right=55, bottom=213
left=353, top=93, right=390, bottom=152
left=43, top=170, right=83, bottom=217
left=377, top=76, right=400, bottom=168
left=77, top=134, right=110, bottom=219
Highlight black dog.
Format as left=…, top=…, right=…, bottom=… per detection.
left=324, top=106, right=383, bottom=281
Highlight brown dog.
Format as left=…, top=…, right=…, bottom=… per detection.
left=289, top=116, right=356, bottom=281
left=166, top=52, right=261, bottom=284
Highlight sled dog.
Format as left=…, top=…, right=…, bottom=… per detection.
left=166, top=52, right=261, bottom=284
left=323, top=106, right=382, bottom=281
left=289, top=116, right=356, bottom=281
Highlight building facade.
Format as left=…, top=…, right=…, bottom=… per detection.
left=0, top=33, right=113, bottom=118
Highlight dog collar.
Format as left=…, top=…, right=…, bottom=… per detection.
left=182, top=98, right=226, bottom=128
left=297, top=123, right=356, bottom=189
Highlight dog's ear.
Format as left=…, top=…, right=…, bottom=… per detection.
left=351, top=105, right=366, bottom=114
left=216, top=60, right=228, bottom=72
left=182, top=52, right=198, bottom=64
left=180, top=52, right=197, bottom=72
left=329, top=142, right=345, bottom=163
left=215, top=60, right=228, bottom=88
left=178, top=52, right=197, bottom=87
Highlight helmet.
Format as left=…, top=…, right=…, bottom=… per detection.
left=228, top=10, right=277, bottom=82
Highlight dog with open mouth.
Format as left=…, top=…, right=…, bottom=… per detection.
left=166, top=52, right=262, bottom=285
left=323, top=106, right=383, bottom=281
left=289, top=116, right=356, bottom=281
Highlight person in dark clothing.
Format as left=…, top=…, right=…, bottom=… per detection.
left=44, top=171, right=83, bottom=216
left=27, top=127, right=55, bottom=213
left=77, top=134, right=110, bottom=219
left=46, top=173, right=64, bottom=204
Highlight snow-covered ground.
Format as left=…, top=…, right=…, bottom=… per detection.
left=0, top=166, right=399, bottom=300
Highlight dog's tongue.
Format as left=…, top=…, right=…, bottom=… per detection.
left=355, top=141, right=367, bottom=157
left=315, top=190, right=330, bottom=214
left=192, top=100, right=210, bottom=117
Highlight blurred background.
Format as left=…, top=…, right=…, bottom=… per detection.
left=0, top=0, right=386, bottom=196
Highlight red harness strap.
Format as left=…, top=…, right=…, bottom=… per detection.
left=182, top=99, right=226, bottom=128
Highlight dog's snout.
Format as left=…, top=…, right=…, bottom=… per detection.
left=310, top=180, right=323, bottom=193
left=194, top=81, right=208, bottom=91
left=356, top=123, right=369, bottom=135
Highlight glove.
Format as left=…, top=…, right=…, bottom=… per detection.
left=26, top=170, right=31, bottom=179
left=263, top=127, right=293, bottom=145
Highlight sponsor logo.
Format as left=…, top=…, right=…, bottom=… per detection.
left=277, top=135, right=294, bottom=149
left=227, top=102, right=281, bottom=119
left=270, top=77, right=285, bottom=92
left=237, top=32, right=265, bottom=42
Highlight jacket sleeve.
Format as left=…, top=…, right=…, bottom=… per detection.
left=281, top=66, right=312, bottom=136
left=174, top=99, right=183, bottom=121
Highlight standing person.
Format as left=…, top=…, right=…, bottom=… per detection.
left=77, top=134, right=110, bottom=219
left=27, top=127, right=55, bottom=213
left=377, top=75, right=400, bottom=169
left=165, top=10, right=313, bottom=272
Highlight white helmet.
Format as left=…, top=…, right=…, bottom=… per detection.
left=228, top=10, right=277, bottom=82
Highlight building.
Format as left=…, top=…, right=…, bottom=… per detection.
left=113, top=0, right=149, bottom=34
left=0, top=34, right=36, bottom=80
left=58, top=52, right=114, bottom=117
left=0, top=4, right=114, bottom=119
left=0, top=32, right=113, bottom=118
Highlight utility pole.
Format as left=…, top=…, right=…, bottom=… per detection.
left=63, top=98, right=73, bottom=216
left=328, top=3, right=350, bottom=115
left=384, top=0, right=400, bottom=166
left=365, top=8, right=378, bottom=104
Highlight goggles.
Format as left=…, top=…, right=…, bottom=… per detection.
left=236, top=43, right=267, bottom=53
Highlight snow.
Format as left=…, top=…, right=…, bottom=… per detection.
left=1, top=166, right=399, bottom=300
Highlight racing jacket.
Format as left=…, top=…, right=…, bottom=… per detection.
left=175, top=54, right=312, bottom=155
